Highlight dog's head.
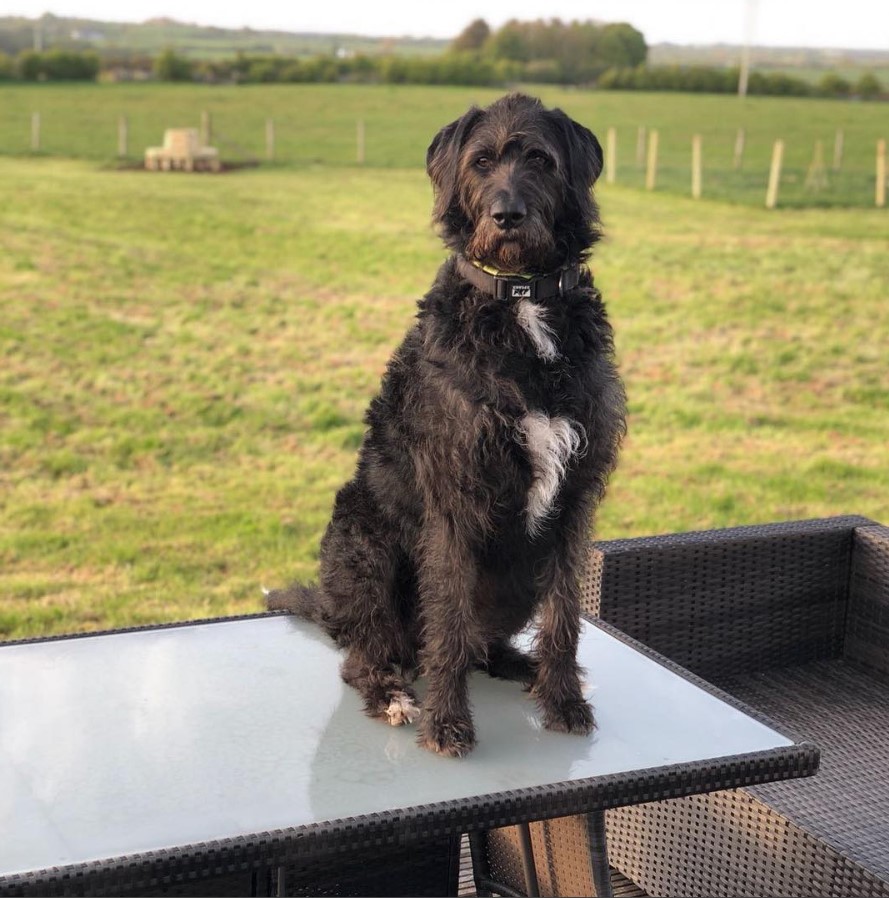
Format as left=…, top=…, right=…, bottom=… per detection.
left=426, top=93, right=603, bottom=273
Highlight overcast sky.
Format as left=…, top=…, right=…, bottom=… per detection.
left=6, top=0, right=889, bottom=51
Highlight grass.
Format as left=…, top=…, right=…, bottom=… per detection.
left=1, top=144, right=888, bottom=639
left=1, top=82, right=887, bottom=207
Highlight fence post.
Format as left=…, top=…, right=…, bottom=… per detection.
left=645, top=129, right=659, bottom=191
left=265, top=119, right=275, bottom=161
left=765, top=139, right=784, bottom=209
left=605, top=127, right=616, bottom=184
left=833, top=129, right=844, bottom=172
left=200, top=110, right=212, bottom=146
left=691, top=134, right=702, bottom=199
left=877, top=139, right=887, bottom=208
left=733, top=128, right=745, bottom=170
left=31, top=112, right=40, bottom=151
left=117, top=115, right=128, bottom=158
left=636, top=126, right=647, bottom=168
left=357, top=119, right=365, bottom=165
left=805, top=140, right=828, bottom=191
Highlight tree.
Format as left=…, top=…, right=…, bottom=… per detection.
left=598, top=23, right=647, bottom=69
left=486, top=20, right=532, bottom=63
left=18, top=50, right=42, bottom=80
left=451, top=19, right=490, bottom=53
left=16, top=49, right=99, bottom=81
left=855, top=72, right=882, bottom=100
left=0, top=52, right=15, bottom=80
left=154, top=49, right=193, bottom=82
left=818, top=72, right=851, bottom=98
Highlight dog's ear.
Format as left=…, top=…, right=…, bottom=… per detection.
left=548, top=108, right=604, bottom=189
left=426, top=106, right=484, bottom=216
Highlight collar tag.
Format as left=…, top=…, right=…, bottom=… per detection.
left=511, top=284, right=532, bottom=299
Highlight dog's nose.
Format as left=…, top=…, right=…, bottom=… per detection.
left=491, top=197, right=527, bottom=230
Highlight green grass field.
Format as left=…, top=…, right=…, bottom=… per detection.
left=1, top=86, right=888, bottom=640
left=1, top=82, right=887, bottom=207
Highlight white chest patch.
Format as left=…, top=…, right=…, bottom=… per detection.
left=518, top=412, right=586, bottom=535
left=515, top=298, right=558, bottom=361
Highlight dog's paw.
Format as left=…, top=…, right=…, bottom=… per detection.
left=418, top=716, right=476, bottom=758
left=542, top=698, right=596, bottom=736
left=386, top=691, right=421, bottom=727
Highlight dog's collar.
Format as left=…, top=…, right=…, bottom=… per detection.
left=456, top=256, right=581, bottom=301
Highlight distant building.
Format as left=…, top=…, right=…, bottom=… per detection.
left=71, top=28, right=105, bottom=42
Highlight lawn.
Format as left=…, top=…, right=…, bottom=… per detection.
left=1, top=82, right=886, bottom=207
left=1, top=150, right=887, bottom=639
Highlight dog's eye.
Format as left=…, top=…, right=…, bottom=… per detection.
left=474, top=156, right=492, bottom=171
left=528, top=151, right=551, bottom=167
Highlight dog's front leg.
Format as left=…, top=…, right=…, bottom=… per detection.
left=416, top=514, right=483, bottom=758
left=532, top=546, right=596, bottom=735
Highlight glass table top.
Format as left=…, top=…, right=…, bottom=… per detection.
left=0, top=615, right=793, bottom=877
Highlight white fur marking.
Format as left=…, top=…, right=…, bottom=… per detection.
left=519, top=412, right=585, bottom=535
left=515, top=299, right=558, bottom=361
left=386, top=691, right=420, bottom=727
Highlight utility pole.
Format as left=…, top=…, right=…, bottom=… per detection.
left=738, top=0, right=759, bottom=98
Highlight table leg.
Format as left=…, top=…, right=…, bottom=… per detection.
left=468, top=831, right=492, bottom=897
left=516, top=822, right=541, bottom=897
left=468, top=830, right=527, bottom=898
left=586, top=810, right=614, bottom=898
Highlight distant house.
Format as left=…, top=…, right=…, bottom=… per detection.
left=70, top=28, right=105, bottom=42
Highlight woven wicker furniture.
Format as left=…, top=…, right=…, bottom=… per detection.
left=0, top=614, right=817, bottom=897
left=485, top=515, right=889, bottom=897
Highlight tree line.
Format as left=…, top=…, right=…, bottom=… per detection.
left=599, top=64, right=884, bottom=99
left=0, top=16, right=884, bottom=101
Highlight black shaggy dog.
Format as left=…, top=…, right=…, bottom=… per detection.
left=266, top=93, right=626, bottom=758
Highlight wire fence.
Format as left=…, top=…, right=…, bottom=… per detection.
left=5, top=104, right=887, bottom=209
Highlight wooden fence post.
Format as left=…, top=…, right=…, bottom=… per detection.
left=636, top=126, right=647, bottom=168
left=605, top=127, right=616, bottom=184
left=877, top=139, right=887, bottom=209
left=692, top=134, right=702, bottom=199
left=733, top=128, right=745, bottom=170
left=357, top=119, right=365, bottom=165
left=645, top=129, right=659, bottom=190
left=31, top=112, right=40, bottom=151
left=833, top=129, right=844, bottom=172
left=200, top=110, right=212, bottom=146
left=765, top=139, right=784, bottom=209
left=805, top=140, right=828, bottom=191
left=265, top=119, right=275, bottom=161
left=117, top=115, right=128, bottom=157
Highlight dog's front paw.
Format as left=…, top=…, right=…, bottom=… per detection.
left=542, top=698, right=596, bottom=735
left=386, top=691, right=421, bottom=727
left=418, top=716, right=476, bottom=758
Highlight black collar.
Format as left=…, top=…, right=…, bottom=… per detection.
left=455, top=256, right=582, bottom=301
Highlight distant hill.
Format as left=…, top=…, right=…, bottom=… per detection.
left=649, top=42, right=889, bottom=82
left=0, top=13, right=448, bottom=59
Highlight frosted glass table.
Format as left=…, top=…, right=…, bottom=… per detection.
left=0, top=614, right=819, bottom=897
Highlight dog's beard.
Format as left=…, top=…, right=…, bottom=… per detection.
left=465, top=215, right=557, bottom=274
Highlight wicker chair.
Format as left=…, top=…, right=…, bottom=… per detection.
left=482, top=516, right=889, bottom=898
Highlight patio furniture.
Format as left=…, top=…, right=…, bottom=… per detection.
left=0, top=613, right=817, bottom=897
left=483, top=515, right=889, bottom=897
left=144, top=128, right=221, bottom=172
